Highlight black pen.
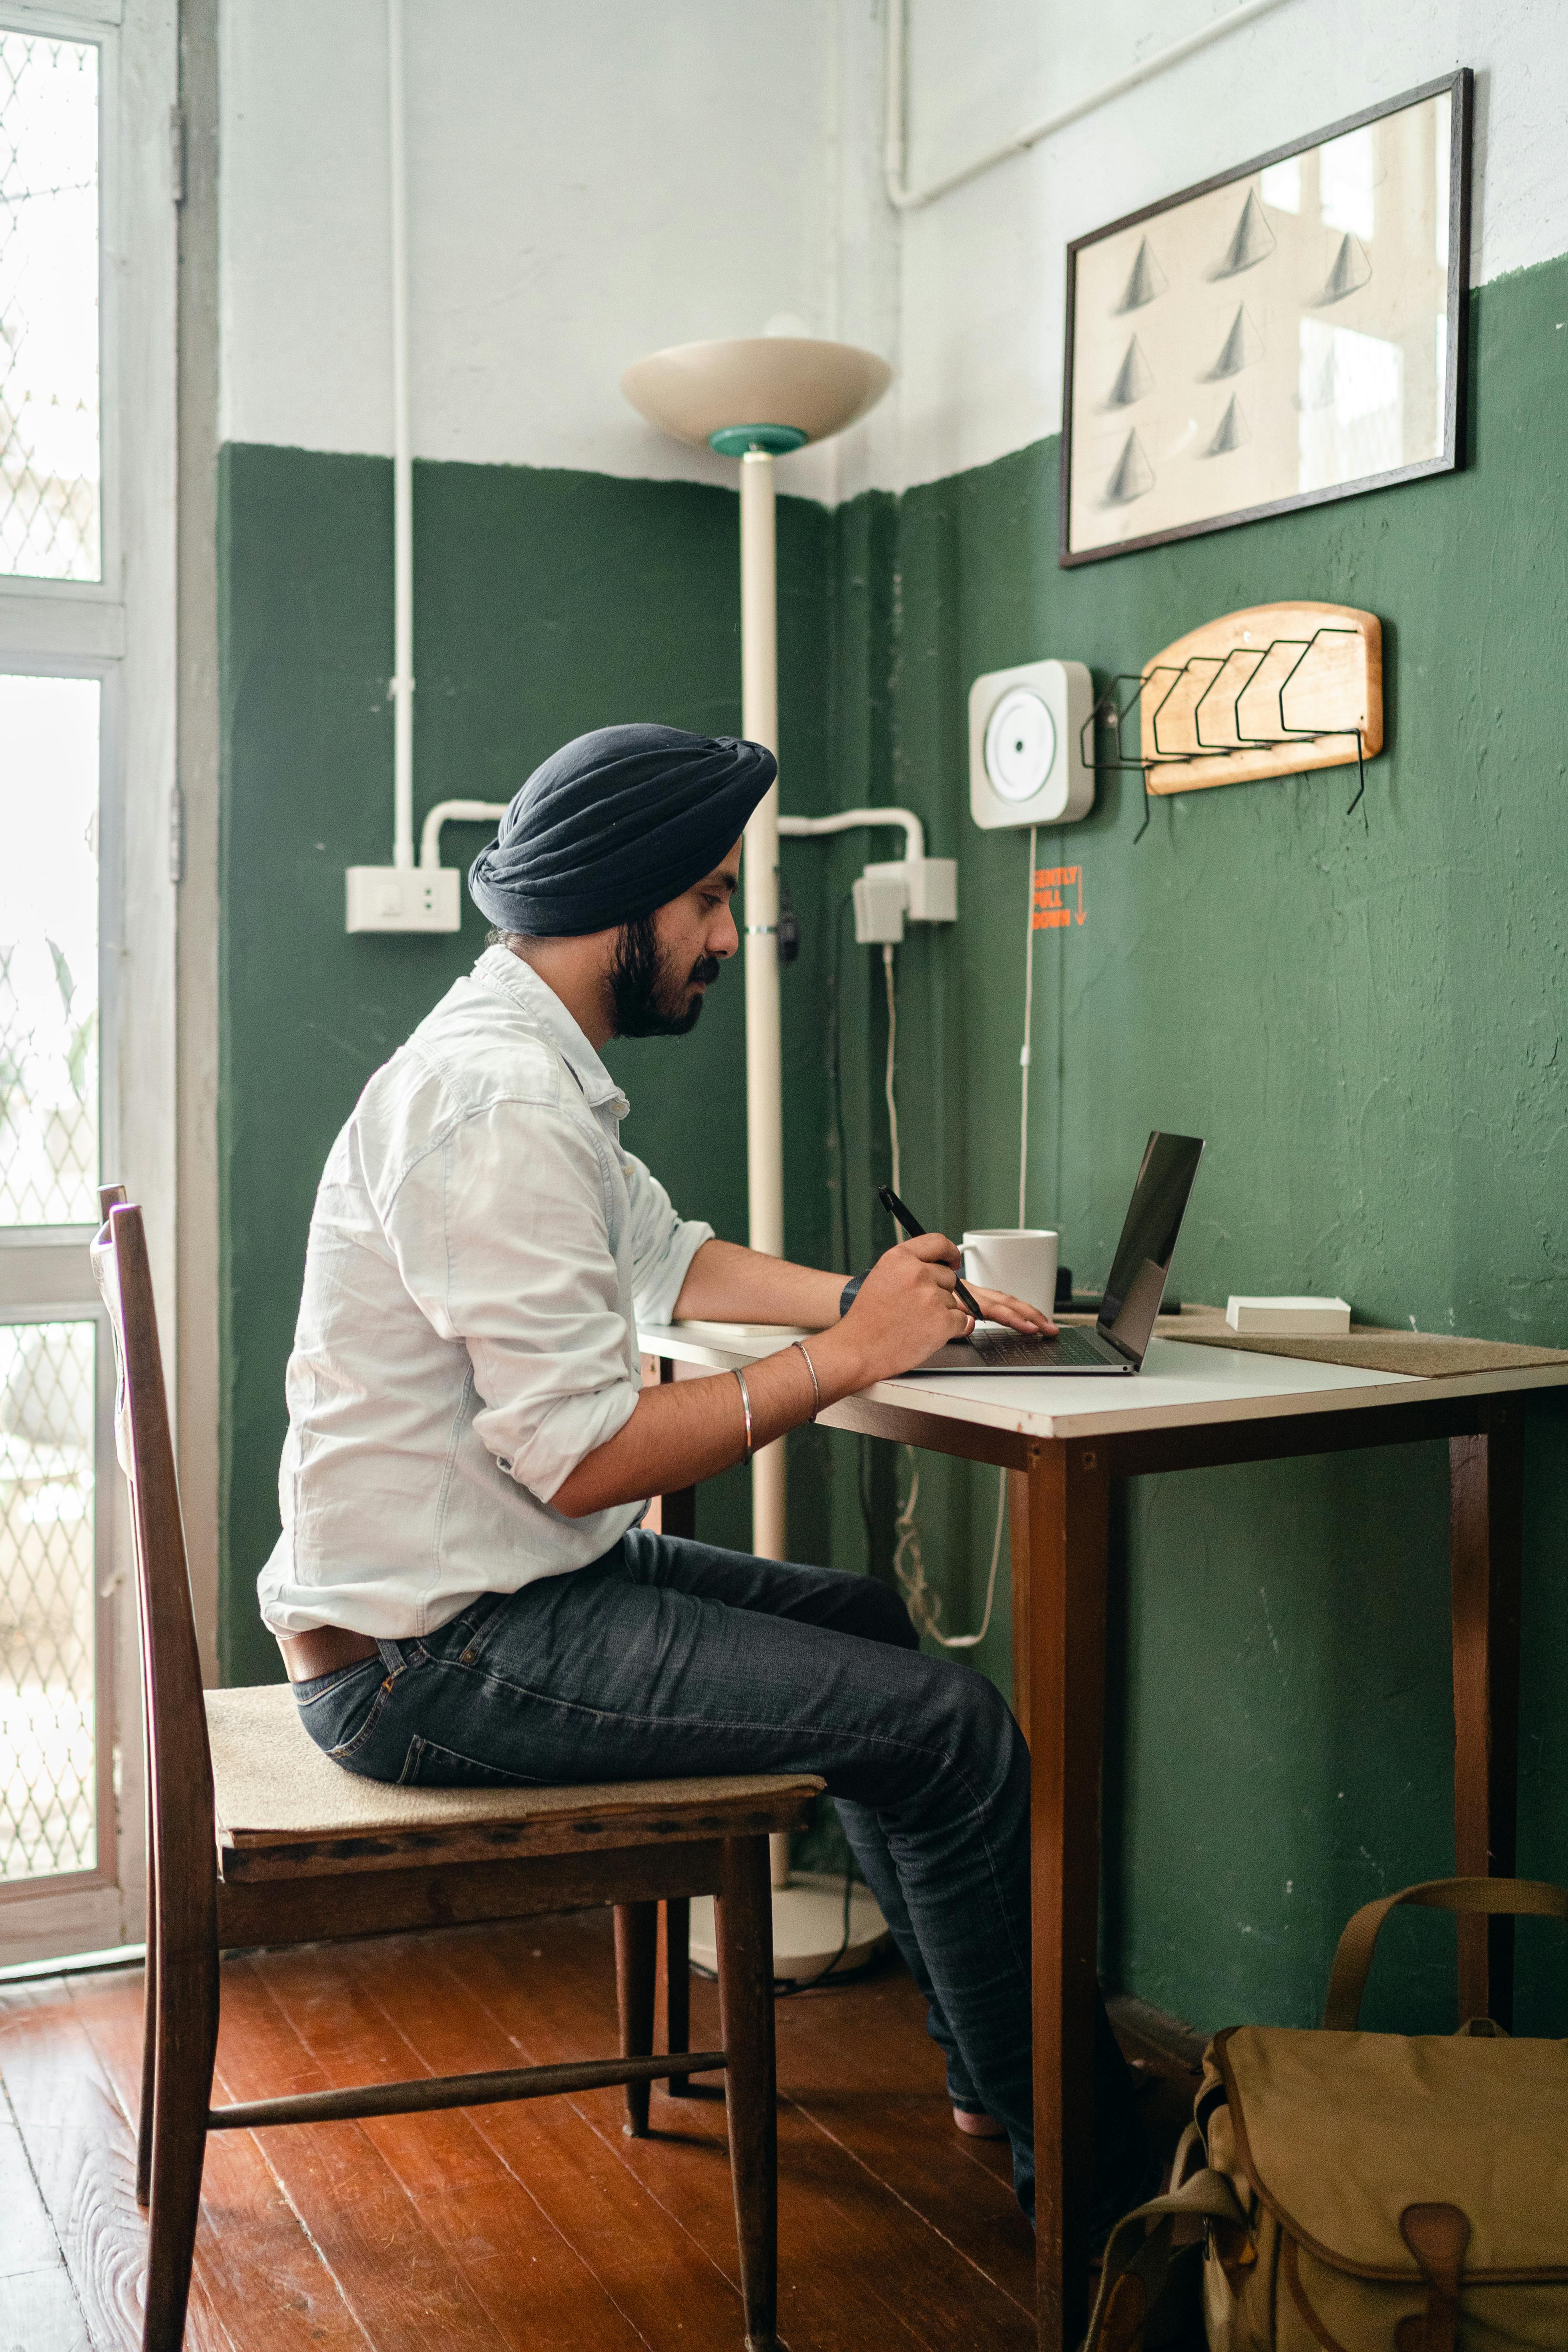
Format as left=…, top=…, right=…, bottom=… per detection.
left=876, top=1184, right=986, bottom=1322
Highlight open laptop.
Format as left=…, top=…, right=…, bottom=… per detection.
left=900, top=1131, right=1205, bottom=1378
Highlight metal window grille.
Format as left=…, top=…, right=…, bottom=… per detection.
left=0, top=1318, right=97, bottom=1880
left=0, top=29, right=101, bottom=582
left=0, top=672, right=99, bottom=1226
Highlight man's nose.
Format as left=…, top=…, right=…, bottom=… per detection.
left=713, top=907, right=739, bottom=959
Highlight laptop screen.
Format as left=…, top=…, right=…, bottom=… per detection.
left=1097, top=1132, right=1205, bottom=1365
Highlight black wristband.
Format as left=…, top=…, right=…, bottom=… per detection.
left=839, top=1273, right=865, bottom=1317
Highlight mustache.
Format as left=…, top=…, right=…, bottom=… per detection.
left=689, top=954, right=721, bottom=987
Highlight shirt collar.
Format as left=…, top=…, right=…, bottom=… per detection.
left=472, top=945, right=630, bottom=1116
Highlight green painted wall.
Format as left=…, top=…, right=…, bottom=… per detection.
left=219, top=248, right=1568, bottom=2040
left=822, top=254, right=1568, bottom=2036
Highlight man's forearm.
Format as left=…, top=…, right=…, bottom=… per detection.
left=671, top=1236, right=845, bottom=1328
left=554, top=1231, right=981, bottom=1519
left=551, top=1319, right=871, bottom=1519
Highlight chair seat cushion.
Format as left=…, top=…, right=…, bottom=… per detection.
left=206, top=1684, right=821, bottom=1880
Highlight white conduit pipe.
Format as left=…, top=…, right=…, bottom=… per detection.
left=388, top=0, right=415, bottom=869
left=420, top=801, right=508, bottom=870
left=883, top=0, right=1291, bottom=213
left=777, top=807, right=926, bottom=863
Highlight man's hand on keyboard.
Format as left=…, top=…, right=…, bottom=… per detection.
left=968, top=1287, right=1056, bottom=1337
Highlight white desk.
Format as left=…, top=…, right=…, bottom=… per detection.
left=639, top=1316, right=1568, bottom=2348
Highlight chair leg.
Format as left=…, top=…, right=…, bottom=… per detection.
left=614, top=1901, right=659, bottom=2138
left=141, top=1937, right=218, bottom=2352
left=136, top=1850, right=159, bottom=2208
left=664, top=1896, right=692, bottom=2097
left=715, top=1836, right=777, bottom=2352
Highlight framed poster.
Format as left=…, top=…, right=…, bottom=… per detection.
left=1060, top=71, right=1472, bottom=567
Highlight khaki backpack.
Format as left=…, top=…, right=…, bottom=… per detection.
left=1086, top=1877, right=1568, bottom=2352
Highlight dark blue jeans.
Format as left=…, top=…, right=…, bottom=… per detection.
left=293, top=1527, right=1149, bottom=2229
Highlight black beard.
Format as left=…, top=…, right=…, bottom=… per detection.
left=608, top=913, right=721, bottom=1038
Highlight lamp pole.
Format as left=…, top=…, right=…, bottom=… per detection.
left=620, top=339, right=893, bottom=1967
left=739, top=449, right=788, bottom=1564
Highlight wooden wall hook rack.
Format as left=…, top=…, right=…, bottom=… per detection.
left=1082, top=600, right=1383, bottom=837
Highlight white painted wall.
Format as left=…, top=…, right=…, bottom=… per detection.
left=219, top=0, right=851, bottom=499
left=869, top=0, right=1568, bottom=492
left=220, top=0, right=1568, bottom=501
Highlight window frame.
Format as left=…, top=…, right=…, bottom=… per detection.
left=0, top=0, right=175, bottom=1964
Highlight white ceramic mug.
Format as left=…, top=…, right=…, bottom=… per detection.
left=961, top=1228, right=1058, bottom=1316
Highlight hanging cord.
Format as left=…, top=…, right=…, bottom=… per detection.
left=829, top=895, right=879, bottom=1568
left=881, top=943, right=901, bottom=1190
left=880, top=943, right=1006, bottom=1652
left=917, top=838, right=1040, bottom=1649
left=1019, top=822, right=1037, bottom=1224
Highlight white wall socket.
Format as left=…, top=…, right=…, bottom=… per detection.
left=346, top=865, right=463, bottom=933
left=968, top=658, right=1094, bottom=829
left=851, top=856, right=958, bottom=946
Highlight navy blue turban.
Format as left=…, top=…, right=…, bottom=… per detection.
left=467, top=722, right=777, bottom=938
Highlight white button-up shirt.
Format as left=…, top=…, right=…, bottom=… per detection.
left=257, top=947, right=713, bottom=1638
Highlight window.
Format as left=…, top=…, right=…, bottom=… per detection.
left=0, top=29, right=101, bottom=580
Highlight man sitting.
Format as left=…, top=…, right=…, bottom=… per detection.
left=260, top=721, right=1150, bottom=2236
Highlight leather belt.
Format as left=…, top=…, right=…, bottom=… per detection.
left=276, top=1624, right=383, bottom=1684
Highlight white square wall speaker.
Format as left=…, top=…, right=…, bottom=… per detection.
left=968, top=658, right=1094, bottom=829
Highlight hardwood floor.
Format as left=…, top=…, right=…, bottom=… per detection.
left=1, top=1908, right=1060, bottom=2352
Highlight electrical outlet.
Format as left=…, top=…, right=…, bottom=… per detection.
left=852, top=869, right=908, bottom=945
left=902, top=856, right=957, bottom=923
left=851, top=857, right=959, bottom=945
left=345, top=865, right=463, bottom=933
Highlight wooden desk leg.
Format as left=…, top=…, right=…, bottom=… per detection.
left=1450, top=1409, right=1524, bottom=2026
left=1009, top=1468, right=1034, bottom=1748
left=1022, top=1439, right=1112, bottom=2352
left=658, top=1357, right=699, bottom=1541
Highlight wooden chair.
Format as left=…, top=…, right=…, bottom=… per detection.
left=91, top=1190, right=819, bottom=2352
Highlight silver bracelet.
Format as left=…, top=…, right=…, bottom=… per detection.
left=791, top=1338, right=820, bottom=1420
left=733, top=1367, right=754, bottom=1469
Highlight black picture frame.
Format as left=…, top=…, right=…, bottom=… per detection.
left=1058, top=69, right=1473, bottom=568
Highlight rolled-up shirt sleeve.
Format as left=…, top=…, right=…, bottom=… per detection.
left=622, top=1147, right=713, bottom=1323
left=383, top=1102, right=643, bottom=1505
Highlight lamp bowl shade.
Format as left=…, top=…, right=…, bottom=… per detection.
left=621, top=337, right=892, bottom=451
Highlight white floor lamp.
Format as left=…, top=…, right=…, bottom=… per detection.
left=622, top=336, right=893, bottom=1974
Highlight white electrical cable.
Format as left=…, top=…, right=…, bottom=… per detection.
left=1019, top=822, right=1037, bottom=1226
left=879, top=942, right=1004, bottom=1652
left=881, top=944, right=900, bottom=1193
left=899, top=840, right=1040, bottom=1650
left=387, top=0, right=415, bottom=871
left=882, top=0, right=1291, bottom=214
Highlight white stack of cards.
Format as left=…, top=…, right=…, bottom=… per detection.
left=1225, top=1296, right=1352, bottom=1335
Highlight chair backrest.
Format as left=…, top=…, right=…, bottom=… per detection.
left=91, top=1188, right=217, bottom=1932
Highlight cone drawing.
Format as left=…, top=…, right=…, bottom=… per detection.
left=1105, top=430, right=1156, bottom=503
left=1109, top=335, right=1154, bottom=406
left=1215, top=188, right=1276, bottom=277
left=1118, top=237, right=1168, bottom=311
left=1212, top=304, right=1263, bottom=377
left=1207, top=395, right=1251, bottom=456
left=1321, top=232, right=1373, bottom=302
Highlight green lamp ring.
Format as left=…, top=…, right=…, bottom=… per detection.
left=708, top=423, right=809, bottom=458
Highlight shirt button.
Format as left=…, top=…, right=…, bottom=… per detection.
left=497, top=1457, right=512, bottom=1472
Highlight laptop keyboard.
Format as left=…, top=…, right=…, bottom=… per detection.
left=968, top=1325, right=1115, bottom=1369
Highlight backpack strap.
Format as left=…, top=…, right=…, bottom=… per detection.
left=1083, top=2127, right=1249, bottom=2352
left=1323, top=1877, right=1568, bottom=2030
